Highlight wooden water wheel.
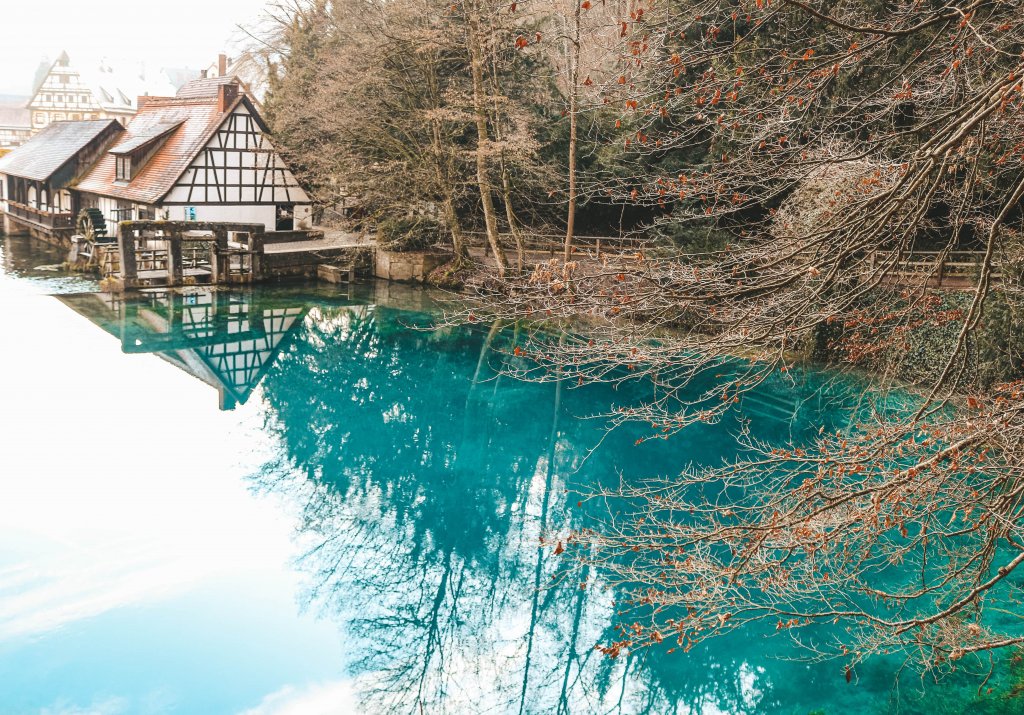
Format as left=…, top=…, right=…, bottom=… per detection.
left=76, top=208, right=108, bottom=242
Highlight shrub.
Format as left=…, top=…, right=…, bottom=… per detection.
left=655, top=221, right=732, bottom=256
left=377, top=216, right=444, bottom=252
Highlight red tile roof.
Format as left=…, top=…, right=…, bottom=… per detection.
left=75, top=95, right=244, bottom=205
left=175, top=76, right=239, bottom=99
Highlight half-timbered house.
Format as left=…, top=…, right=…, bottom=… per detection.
left=27, top=52, right=179, bottom=133
left=75, top=77, right=312, bottom=237
left=0, top=97, right=32, bottom=150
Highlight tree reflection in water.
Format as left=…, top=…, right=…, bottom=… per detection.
left=252, top=302, right=858, bottom=715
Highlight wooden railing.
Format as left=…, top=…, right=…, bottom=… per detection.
left=136, top=248, right=170, bottom=273
left=98, top=246, right=120, bottom=278
left=181, top=243, right=214, bottom=271
left=6, top=201, right=74, bottom=230
left=868, top=250, right=998, bottom=287
left=462, top=231, right=643, bottom=259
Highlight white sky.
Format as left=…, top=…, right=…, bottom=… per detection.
left=0, top=0, right=271, bottom=95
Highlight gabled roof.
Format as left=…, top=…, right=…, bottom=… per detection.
left=0, top=96, right=30, bottom=130
left=175, top=76, right=239, bottom=100
left=177, top=74, right=262, bottom=111
left=0, top=119, right=122, bottom=181
left=31, top=60, right=52, bottom=96
left=75, top=94, right=258, bottom=204
left=161, top=67, right=202, bottom=91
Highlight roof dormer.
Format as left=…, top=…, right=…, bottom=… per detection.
left=109, top=120, right=182, bottom=183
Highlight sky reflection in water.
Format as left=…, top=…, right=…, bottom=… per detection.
left=0, top=234, right=987, bottom=714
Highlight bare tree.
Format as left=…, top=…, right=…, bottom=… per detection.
left=260, top=0, right=481, bottom=258
left=466, top=0, right=512, bottom=275
left=450, top=0, right=1024, bottom=676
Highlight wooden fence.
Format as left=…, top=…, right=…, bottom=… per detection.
left=459, top=233, right=997, bottom=290
left=462, top=231, right=643, bottom=259
left=868, top=250, right=998, bottom=289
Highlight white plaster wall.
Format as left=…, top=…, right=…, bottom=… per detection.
left=96, top=196, right=121, bottom=235
left=164, top=104, right=312, bottom=207
left=160, top=204, right=277, bottom=229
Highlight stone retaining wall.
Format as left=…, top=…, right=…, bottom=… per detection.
left=263, top=246, right=375, bottom=280
left=375, top=249, right=450, bottom=283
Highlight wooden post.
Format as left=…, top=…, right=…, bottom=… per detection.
left=212, top=229, right=227, bottom=284
left=117, top=229, right=138, bottom=286
left=250, top=230, right=265, bottom=282
left=167, top=231, right=184, bottom=286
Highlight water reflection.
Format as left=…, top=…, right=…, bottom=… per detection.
left=0, top=266, right=956, bottom=713
left=59, top=288, right=323, bottom=410
left=249, top=300, right=869, bottom=714
left=1, top=231, right=100, bottom=294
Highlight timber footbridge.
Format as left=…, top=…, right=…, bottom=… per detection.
left=71, top=220, right=373, bottom=291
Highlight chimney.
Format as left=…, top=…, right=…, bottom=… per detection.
left=218, top=53, right=228, bottom=77
left=217, top=81, right=239, bottom=113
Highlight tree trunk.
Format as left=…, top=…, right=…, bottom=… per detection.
left=425, top=47, right=469, bottom=269
left=563, top=1, right=581, bottom=264
left=431, top=119, right=470, bottom=267
left=489, top=45, right=526, bottom=273
left=502, top=169, right=525, bottom=273
left=466, top=0, right=508, bottom=276
left=444, top=194, right=469, bottom=266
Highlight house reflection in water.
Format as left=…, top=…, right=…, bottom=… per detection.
left=60, top=287, right=308, bottom=410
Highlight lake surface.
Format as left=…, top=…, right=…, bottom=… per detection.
left=0, top=233, right=1009, bottom=714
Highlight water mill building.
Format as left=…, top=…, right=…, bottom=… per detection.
left=0, top=76, right=312, bottom=243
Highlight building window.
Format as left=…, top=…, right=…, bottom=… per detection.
left=42, top=94, right=50, bottom=102
left=116, top=156, right=131, bottom=182
left=111, top=207, right=135, bottom=223
left=54, top=94, right=62, bottom=103
left=33, top=112, right=45, bottom=124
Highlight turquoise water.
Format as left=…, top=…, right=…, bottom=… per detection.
left=0, top=234, right=1014, bottom=714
